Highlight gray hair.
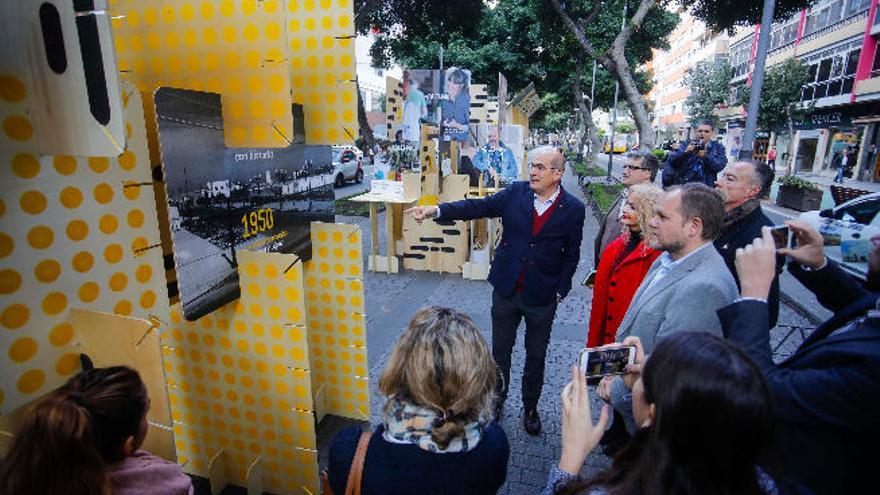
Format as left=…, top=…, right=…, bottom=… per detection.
left=738, top=160, right=775, bottom=199
left=625, top=150, right=660, bottom=181
left=528, top=145, right=565, bottom=172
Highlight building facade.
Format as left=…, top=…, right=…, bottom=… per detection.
left=719, top=0, right=880, bottom=180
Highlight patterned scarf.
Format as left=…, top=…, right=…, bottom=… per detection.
left=722, top=198, right=760, bottom=231
left=382, top=398, right=488, bottom=453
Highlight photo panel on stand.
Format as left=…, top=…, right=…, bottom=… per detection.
left=468, top=124, right=525, bottom=186
left=155, top=88, right=334, bottom=321
left=440, top=67, right=472, bottom=143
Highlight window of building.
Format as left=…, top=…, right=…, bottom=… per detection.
left=800, top=39, right=862, bottom=102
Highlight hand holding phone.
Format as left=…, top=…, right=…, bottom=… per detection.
left=578, top=345, right=636, bottom=378
left=769, top=225, right=790, bottom=250
left=581, top=269, right=597, bottom=288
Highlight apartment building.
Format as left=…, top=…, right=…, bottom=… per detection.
left=719, top=0, right=880, bottom=180
left=649, top=10, right=728, bottom=142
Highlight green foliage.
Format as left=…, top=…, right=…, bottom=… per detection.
left=571, top=160, right=606, bottom=176
left=652, top=149, right=667, bottom=160
left=777, top=174, right=821, bottom=192
left=737, top=58, right=813, bottom=131
left=587, top=182, right=625, bottom=214
left=597, top=127, right=607, bottom=138
left=684, top=61, right=733, bottom=126
left=615, top=122, right=637, bottom=134
left=683, top=0, right=815, bottom=33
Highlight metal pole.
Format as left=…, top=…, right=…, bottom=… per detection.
left=607, top=3, right=626, bottom=179
left=739, top=0, right=777, bottom=160
left=590, top=60, right=597, bottom=114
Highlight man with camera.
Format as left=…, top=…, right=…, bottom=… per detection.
left=663, top=121, right=727, bottom=188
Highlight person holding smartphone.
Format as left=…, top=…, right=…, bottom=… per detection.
left=543, top=333, right=778, bottom=495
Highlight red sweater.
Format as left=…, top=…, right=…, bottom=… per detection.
left=587, top=234, right=661, bottom=347
left=515, top=194, right=562, bottom=292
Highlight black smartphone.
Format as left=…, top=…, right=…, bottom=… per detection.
left=770, top=225, right=790, bottom=250
left=581, top=269, right=597, bottom=288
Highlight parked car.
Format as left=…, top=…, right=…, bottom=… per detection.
left=331, top=145, right=363, bottom=187
left=798, top=192, right=880, bottom=270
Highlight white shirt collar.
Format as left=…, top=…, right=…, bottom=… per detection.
left=534, top=186, right=561, bottom=206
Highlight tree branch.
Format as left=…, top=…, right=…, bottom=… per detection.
left=613, top=0, right=656, bottom=54
left=548, top=0, right=609, bottom=66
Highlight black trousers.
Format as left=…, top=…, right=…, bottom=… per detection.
left=491, top=290, right=557, bottom=410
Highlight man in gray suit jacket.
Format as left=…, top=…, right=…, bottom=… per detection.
left=599, top=183, right=738, bottom=435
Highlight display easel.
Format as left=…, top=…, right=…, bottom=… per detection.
left=349, top=184, right=419, bottom=274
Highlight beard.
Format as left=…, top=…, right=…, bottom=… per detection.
left=654, top=238, right=685, bottom=255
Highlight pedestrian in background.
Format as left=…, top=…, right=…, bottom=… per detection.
left=662, top=121, right=727, bottom=188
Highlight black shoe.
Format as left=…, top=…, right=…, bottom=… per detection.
left=523, top=407, right=542, bottom=436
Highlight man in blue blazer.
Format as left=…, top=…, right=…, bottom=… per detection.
left=720, top=222, right=880, bottom=494
left=407, top=146, right=585, bottom=435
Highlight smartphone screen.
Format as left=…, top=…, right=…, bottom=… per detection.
left=582, top=269, right=597, bottom=288
left=770, top=225, right=789, bottom=250
left=578, top=346, right=635, bottom=378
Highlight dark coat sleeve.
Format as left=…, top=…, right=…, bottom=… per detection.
left=667, top=142, right=689, bottom=169
left=558, top=198, right=586, bottom=300
left=704, top=142, right=728, bottom=175
left=327, top=426, right=361, bottom=495
left=788, top=260, right=871, bottom=314
left=719, top=300, right=880, bottom=431
left=438, top=181, right=517, bottom=221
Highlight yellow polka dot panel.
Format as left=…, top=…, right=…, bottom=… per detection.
left=110, top=0, right=293, bottom=147
left=0, top=81, right=168, bottom=413
left=161, top=250, right=319, bottom=494
left=287, top=0, right=357, bottom=144
left=0, top=1, right=127, bottom=157
left=303, top=222, right=368, bottom=420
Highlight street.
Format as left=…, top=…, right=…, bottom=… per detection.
left=321, top=163, right=815, bottom=494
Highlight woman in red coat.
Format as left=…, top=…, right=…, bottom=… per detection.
left=587, top=183, right=663, bottom=347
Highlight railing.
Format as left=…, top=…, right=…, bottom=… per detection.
left=799, top=9, right=870, bottom=46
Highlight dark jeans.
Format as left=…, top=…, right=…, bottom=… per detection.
left=491, top=290, right=557, bottom=410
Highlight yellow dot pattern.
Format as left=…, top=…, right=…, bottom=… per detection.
left=161, top=250, right=318, bottom=493
left=287, top=0, right=357, bottom=144
left=110, top=0, right=293, bottom=147
left=302, top=222, right=368, bottom=421
left=0, top=0, right=126, bottom=157
left=0, top=82, right=168, bottom=412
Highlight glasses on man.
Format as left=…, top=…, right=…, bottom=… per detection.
left=529, top=162, right=559, bottom=172
left=623, top=164, right=650, bottom=171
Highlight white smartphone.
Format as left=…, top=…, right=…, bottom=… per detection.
left=577, top=346, right=636, bottom=378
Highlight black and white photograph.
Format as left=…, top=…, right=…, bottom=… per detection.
left=155, top=88, right=334, bottom=321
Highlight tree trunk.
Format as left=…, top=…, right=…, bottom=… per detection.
left=549, top=0, right=657, bottom=151
left=608, top=47, right=654, bottom=150
left=572, top=55, right=599, bottom=169
left=356, top=78, right=377, bottom=150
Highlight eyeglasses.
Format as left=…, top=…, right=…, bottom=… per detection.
left=529, top=162, right=560, bottom=172
left=623, top=164, right=650, bottom=171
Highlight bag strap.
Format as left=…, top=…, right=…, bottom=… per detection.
left=344, top=430, right=372, bottom=495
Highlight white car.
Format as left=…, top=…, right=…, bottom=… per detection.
left=331, top=145, right=364, bottom=187
left=798, top=192, right=880, bottom=276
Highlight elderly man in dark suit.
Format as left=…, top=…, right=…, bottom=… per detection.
left=721, top=222, right=880, bottom=494
left=714, top=160, right=783, bottom=327
left=407, top=146, right=586, bottom=435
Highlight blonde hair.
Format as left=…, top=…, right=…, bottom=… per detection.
left=622, top=183, right=663, bottom=246
left=379, top=307, right=496, bottom=449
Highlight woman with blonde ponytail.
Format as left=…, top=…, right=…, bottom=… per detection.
left=328, top=307, right=509, bottom=494
left=0, top=366, right=192, bottom=495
